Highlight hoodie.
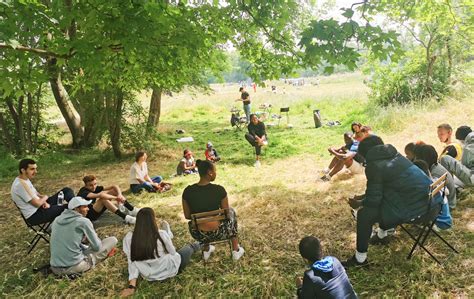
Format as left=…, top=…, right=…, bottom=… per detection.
left=298, top=256, right=357, bottom=299
left=363, top=144, right=438, bottom=228
left=462, top=132, right=474, bottom=171
left=50, top=209, right=102, bottom=268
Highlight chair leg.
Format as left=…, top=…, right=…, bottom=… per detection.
left=430, top=229, right=459, bottom=254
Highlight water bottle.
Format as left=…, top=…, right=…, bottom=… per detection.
left=57, top=191, right=64, bottom=205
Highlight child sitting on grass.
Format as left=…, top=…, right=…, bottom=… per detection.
left=205, top=141, right=221, bottom=162
left=296, top=236, right=357, bottom=299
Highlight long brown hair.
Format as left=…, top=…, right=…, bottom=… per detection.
left=130, top=208, right=168, bottom=261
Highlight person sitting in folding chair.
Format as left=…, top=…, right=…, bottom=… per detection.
left=11, top=158, right=75, bottom=226
left=182, top=160, right=245, bottom=261
left=245, top=114, right=268, bottom=168
left=342, top=136, right=440, bottom=268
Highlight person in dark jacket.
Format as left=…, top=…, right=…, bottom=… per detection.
left=245, top=114, right=268, bottom=167
left=343, top=136, right=438, bottom=267
left=297, top=236, right=357, bottom=299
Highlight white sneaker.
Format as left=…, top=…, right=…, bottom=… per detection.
left=203, top=245, right=215, bottom=261
left=125, top=215, right=136, bottom=225
left=128, top=207, right=140, bottom=217
left=254, top=160, right=261, bottom=168
left=160, top=220, right=173, bottom=239
left=232, top=246, right=245, bottom=260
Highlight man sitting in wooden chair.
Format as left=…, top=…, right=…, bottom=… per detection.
left=182, top=160, right=245, bottom=261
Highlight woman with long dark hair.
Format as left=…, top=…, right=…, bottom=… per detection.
left=182, top=160, right=244, bottom=261
left=121, top=208, right=200, bottom=297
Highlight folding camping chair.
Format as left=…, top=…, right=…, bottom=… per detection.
left=399, top=173, right=458, bottom=265
left=190, top=208, right=234, bottom=264
left=277, top=107, right=290, bottom=126
left=12, top=200, right=51, bottom=255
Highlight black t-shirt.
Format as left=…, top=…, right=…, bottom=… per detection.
left=78, top=185, right=104, bottom=204
left=241, top=91, right=250, bottom=105
left=248, top=121, right=266, bottom=138
left=182, top=183, right=227, bottom=214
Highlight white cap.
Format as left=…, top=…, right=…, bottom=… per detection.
left=68, top=196, right=92, bottom=210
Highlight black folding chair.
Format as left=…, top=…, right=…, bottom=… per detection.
left=277, top=107, right=290, bottom=126
left=12, top=200, right=51, bottom=255
left=399, top=173, right=458, bottom=265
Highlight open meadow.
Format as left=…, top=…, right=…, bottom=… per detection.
left=0, top=73, right=473, bottom=297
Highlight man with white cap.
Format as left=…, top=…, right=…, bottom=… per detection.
left=50, top=196, right=118, bottom=276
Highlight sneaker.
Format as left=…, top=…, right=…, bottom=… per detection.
left=232, top=246, right=245, bottom=260
left=128, top=207, right=140, bottom=217
left=351, top=208, right=358, bottom=220
left=320, top=168, right=330, bottom=175
left=160, top=220, right=173, bottom=239
left=341, top=255, right=368, bottom=268
left=254, top=160, right=261, bottom=168
left=125, top=215, right=136, bottom=225
left=369, top=234, right=392, bottom=245
left=320, top=174, right=331, bottom=182
left=203, top=245, right=215, bottom=261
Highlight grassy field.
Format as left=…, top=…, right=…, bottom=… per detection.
left=0, top=72, right=473, bottom=297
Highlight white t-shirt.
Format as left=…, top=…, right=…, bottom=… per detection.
left=129, top=162, right=148, bottom=185
left=123, top=230, right=181, bottom=281
left=11, top=177, right=40, bottom=219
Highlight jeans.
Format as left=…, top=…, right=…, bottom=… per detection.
left=51, top=236, right=118, bottom=275
left=356, top=206, right=392, bottom=253
left=27, top=187, right=74, bottom=225
left=130, top=176, right=163, bottom=193
left=245, top=133, right=265, bottom=155
left=243, top=104, right=251, bottom=123
left=440, top=155, right=473, bottom=187
left=177, top=242, right=201, bottom=273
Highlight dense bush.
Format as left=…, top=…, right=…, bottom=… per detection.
left=366, top=50, right=452, bottom=106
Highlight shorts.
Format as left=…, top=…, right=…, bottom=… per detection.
left=188, top=211, right=238, bottom=244
left=86, top=204, right=107, bottom=221
left=348, top=160, right=364, bottom=174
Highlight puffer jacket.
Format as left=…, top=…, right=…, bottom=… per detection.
left=362, top=144, right=439, bottom=228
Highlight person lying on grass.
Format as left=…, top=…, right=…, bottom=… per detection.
left=440, top=126, right=474, bottom=189
left=320, top=128, right=369, bottom=182
left=177, top=149, right=198, bottom=175
left=78, top=174, right=139, bottom=224
left=296, top=236, right=357, bottom=299
left=11, top=158, right=75, bottom=226
left=343, top=135, right=440, bottom=268
left=120, top=208, right=201, bottom=297
left=50, top=197, right=118, bottom=276
left=245, top=113, right=268, bottom=168
left=130, top=151, right=169, bottom=194
left=182, top=159, right=245, bottom=261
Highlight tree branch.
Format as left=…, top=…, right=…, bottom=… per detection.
left=0, top=43, right=71, bottom=58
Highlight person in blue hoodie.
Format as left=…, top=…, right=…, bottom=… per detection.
left=343, top=136, right=439, bottom=267
left=50, top=196, right=118, bottom=276
left=296, top=236, right=357, bottom=299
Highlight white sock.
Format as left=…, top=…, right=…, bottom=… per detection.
left=355, top=251, right=367, bottom=263
left=377, top=228, right=388, bottom=239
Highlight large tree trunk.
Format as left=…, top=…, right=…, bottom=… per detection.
left=48, top=59, right=84, bottom=148
left=26, top=92, right=33, bottom=152
left=6, top=97, right=24, bottom=155
left=106, top=90, right=124, bottom=158
left=0, top=111, right=16, bottom=153
left=147, top=87, right=162, bottom=128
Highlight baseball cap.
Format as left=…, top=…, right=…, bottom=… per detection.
left=207, top=141, right=213, bottom=148
left=68, top=196, right=92, bottom=209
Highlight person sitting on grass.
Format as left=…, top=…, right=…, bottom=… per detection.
left=205, top=141, right=221, bottom=163
left=437, top=123, right=463, bottom=161
left=129, top=151, right=165, bottom=194
left=320, top=129, right=369, bottom=182
left=342, top=136, right=439, bottom=268
left=120, top=208, right=201, bottom=297
left=182, top=160, right=245, bottom=261
left=245, top=114, right=268, bottom=168
left=296, top=236, right=357, bottom=299
left=414, top=144, right=457, bottom=209
left=50, top=196, right=118, bottom=276
left=177, top=149, right=198, bottom=175
left=11, top=158, right=75, bottom=226
left=78, top=175, right=138, bottom=224
left=440, top=126, right=474, bottom=189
